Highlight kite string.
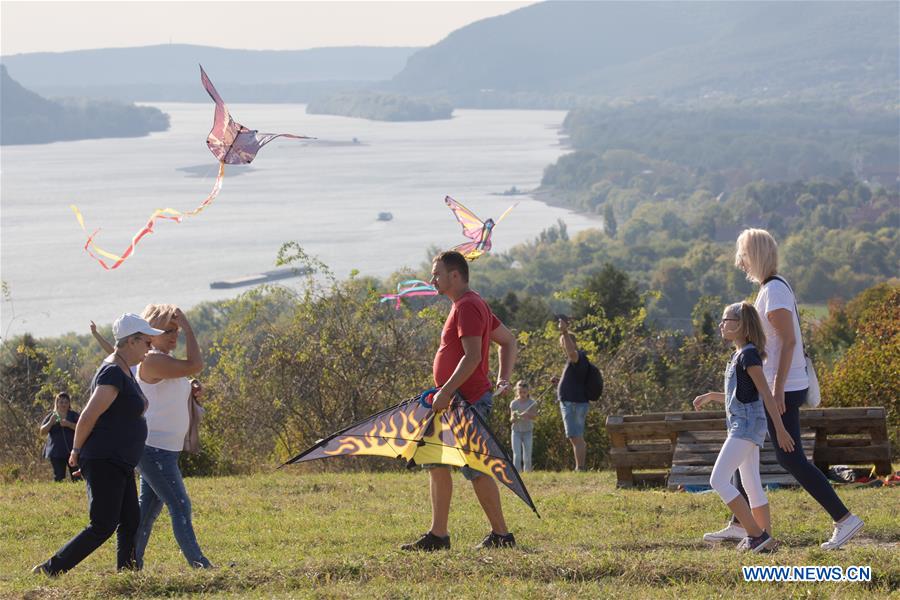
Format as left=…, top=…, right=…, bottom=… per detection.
left=71, top=162, right=225, bottom=269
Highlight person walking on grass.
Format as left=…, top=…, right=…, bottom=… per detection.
left=39, top=392, right=81, bottom=482
left=92, top=308, right=211, bottom=568
left=401, top=251, right=518, bottom=552
left=33, top=314, right=161, bottom=575
left=557, top=318, right=589, bottom=471
left=509, top=380, right=538, bottom=473
left=134, top=304, right=211, bottom=569
left=693, top=302, right=795, bottom=553
left=704, top=229, right=864, bottom=550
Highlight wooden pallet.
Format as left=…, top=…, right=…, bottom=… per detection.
left=667, top=430, right=816, bottom=490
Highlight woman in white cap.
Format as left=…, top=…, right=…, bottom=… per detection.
left=134, top=304, right=210, bottom=569
left=32, top=313, right=162, bottom=575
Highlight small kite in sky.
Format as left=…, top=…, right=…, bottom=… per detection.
left=380, top=279, right=439, bottom=309
left=71, top=65, right=312, bottom=270
left=445, top=196, right=517, bottom=261
left=283, top=388, right=539, bottom=516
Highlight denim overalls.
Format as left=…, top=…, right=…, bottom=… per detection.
left=724, top=344, right=768, bottom=447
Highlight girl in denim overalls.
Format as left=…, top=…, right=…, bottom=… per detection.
left=693, top=302, right=795, bottom=553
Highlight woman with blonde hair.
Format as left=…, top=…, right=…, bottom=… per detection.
left=704, top=228, right=863, bottom=550
left=133, top=304, right=211, bottom=569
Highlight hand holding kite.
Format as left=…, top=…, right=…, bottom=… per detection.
left=284, top=388, right=539, bottom=516
left=445, top=196, right=517, bottom=261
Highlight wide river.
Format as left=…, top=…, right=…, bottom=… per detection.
left=1, top=104, right=597, bottom=338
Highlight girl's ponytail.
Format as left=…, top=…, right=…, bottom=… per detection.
left=740, top=301, right=767, bottom=361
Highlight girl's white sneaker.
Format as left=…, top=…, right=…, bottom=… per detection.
left=703, top=523, right=747, bottom=542
left=821, top=514, right=864, bottom=550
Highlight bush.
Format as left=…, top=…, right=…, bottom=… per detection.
left=819, top=285, right=899, bottom=456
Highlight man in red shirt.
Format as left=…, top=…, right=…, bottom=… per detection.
left=401, top=251, right=518, bottom=551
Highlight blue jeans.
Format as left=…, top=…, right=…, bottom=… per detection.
left=560, top=401, right=589, bottom=438
left=135, top=446, right=210, bottom=568
left=511, top=429, right=533, bottom=472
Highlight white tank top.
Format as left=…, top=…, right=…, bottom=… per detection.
left=137, top=351, right=191, bottom=451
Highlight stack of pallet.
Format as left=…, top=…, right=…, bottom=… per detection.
left=667, top=429, right=815, bottom=490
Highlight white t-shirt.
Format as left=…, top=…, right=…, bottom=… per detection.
left=137, top=354, right=191, bottom=451
left=754, top=277, right=809, bottom=392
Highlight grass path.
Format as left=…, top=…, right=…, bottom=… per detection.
left=1, top=470, right=897, bottom=598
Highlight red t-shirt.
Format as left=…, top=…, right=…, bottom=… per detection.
left=433, top=290, right=501, bottom=403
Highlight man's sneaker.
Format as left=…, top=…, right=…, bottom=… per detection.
left=703, top=523, right=747, bottom=543
left=475, top=531, right=516, bottom=549
left=738, top=531, right=774, bottom=553
left=400, top=532, right=450, bottom=552
left=821, top=514, right=864, bottom=550
left=31, top=562, right=54, bottom=576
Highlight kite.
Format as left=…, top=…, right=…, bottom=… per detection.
left=71, top=65, right=312, bottom=270
left=284, top=388, right=539, bottom=516
left=380, top=279, right=439, bottom=309
left=445, top=196, right=517, bottom=261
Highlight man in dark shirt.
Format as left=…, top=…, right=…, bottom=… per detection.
left=557, top=319, right=589, bottom=471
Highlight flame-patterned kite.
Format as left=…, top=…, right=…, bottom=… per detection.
left=380, top=279, right=439, bottom=309
left=283, top=390, right=539, bottom=516
left=71, top=65, right=312, bottom=270
left=445, top=195, right=518, bottom=261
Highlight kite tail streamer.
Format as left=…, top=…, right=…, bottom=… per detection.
left=71, top=162, right=225, bottom=270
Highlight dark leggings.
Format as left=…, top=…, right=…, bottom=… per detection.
left=733, top=388, right=849, bottom=523
left=50, top=458, right=81, bottom=482
left=44, top=459, right=140, bottom=574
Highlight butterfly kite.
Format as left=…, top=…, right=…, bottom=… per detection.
left=380, top=279, right=439, bottom=309
left=71, top=65, right=312, bottom=269
left=284, top=388, right=539, bottom=516
left=445, top=196, right=517, bottom=261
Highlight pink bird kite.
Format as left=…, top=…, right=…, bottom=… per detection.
left=71, top=65, right=312, bottom=270
left=445, top=196, right=518, bottom=261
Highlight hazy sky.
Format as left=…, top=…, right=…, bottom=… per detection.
left=1, top=1, right=534, bottom=56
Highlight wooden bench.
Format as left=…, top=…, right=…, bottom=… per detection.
left=668, top=429, right=815, bottom=490
left=605, top=407, right=892, bottom=488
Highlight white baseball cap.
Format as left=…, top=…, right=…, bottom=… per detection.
left=112, top=313, right=165, bottom=341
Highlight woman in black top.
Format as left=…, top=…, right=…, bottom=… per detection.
left=32, top=313, right=162, bottom=576
left=39, top=392, right=80, bottom=482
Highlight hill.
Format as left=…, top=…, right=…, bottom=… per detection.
left=1, top=472, right=897, bottom=597
left=391, top=1, right=899, bottom=106
left=0, top=66, right=168, bottom=145
left=0, top=44, right=419, bottom=102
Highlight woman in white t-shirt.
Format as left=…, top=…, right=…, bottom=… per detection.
left=134, top=304, right=211, bottom=569
left=715, top=229, right=862, bottom=550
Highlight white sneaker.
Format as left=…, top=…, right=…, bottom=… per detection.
left=703, top=523, right=747, bottom=543
left=821, top=514, right=864, bottom=550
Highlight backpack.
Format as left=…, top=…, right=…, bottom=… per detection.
left=584, top=361, right=604, bottom=402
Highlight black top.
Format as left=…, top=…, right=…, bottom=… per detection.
left=42, top=410, right=79, bottom=459
left=79, top=362, right=148, bottom=467
left=732, top=345, right=764, bottom=404
left=557, top=350, right=590, bottom=403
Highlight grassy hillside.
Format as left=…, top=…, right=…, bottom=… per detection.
left=2, top=471, right=897, bottom=598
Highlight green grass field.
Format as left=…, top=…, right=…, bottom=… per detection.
left=1, top=470, right=897, bottom=599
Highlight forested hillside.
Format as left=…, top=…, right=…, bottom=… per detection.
left=0, top=66, right=169, bottom=145
left=392, top=1, right=898, bottom=106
